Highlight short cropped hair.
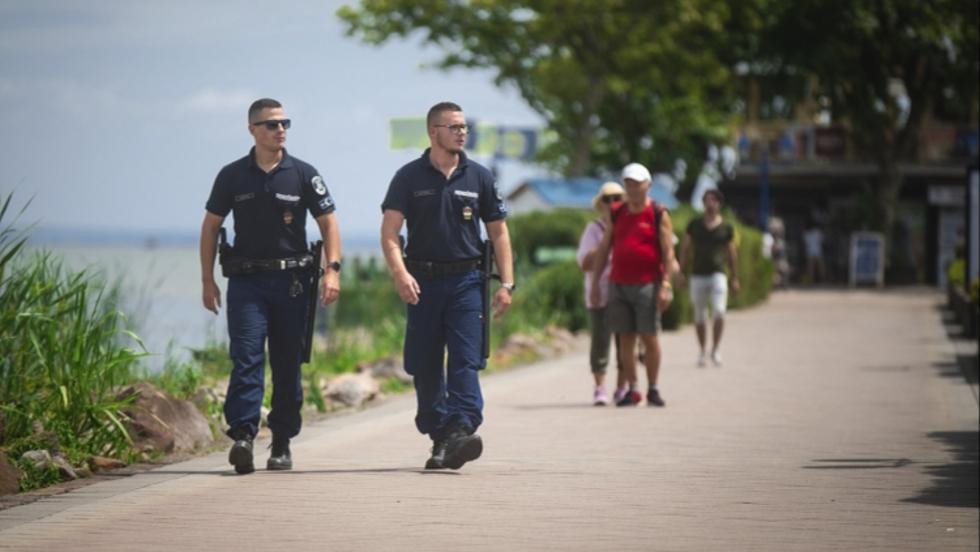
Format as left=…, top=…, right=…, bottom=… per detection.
left=426, top=101, right=463, bottom=127
left=248, top=98, right=282, bottom=122
left=703, top=188, right=725, bottom=204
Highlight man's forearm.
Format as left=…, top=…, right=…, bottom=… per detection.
left=381, top=232, right=408, bottom=276
left=728, top=250, right=738, bottom=279
left=199, top=225, right=219, bottom=282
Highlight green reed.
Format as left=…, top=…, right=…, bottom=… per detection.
left=0, top=192, right=146, bottom=459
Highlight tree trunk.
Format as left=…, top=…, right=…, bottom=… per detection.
left=564, top=77, right=606, bottom=178
left=873, top=155, right=903, bottom=235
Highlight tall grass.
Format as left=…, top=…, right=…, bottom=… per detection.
left=0, top=192, right=146, bottom=460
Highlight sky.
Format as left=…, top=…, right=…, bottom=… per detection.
left=0, top=0, right=547, bottom=244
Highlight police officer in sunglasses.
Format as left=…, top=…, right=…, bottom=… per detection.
left=200, top=98, right=342, bottom=474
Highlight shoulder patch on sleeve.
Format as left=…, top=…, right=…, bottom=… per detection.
left=311, top=175, right=327, bottom=196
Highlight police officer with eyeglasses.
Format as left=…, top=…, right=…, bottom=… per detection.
left=200, top=98, right=342, bottom=475
left=381, top=101, right=514, bottom=470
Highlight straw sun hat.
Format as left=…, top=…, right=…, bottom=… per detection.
left=591, top=181, right=625, bottom=210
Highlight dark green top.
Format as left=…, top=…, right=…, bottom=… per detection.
left=686, top=217, right=734, bottom=276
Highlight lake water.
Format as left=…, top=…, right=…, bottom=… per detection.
left=32, top=243, right=381, bottom=372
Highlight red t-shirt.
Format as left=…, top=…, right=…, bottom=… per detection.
left=610, top=200, right=664, bottom=284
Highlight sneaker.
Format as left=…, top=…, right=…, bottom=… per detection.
left=425, top=439, right=447, bottom=470
left=227, top=428, right=255, bottom=475
left=647, top=388, right=666, bottom=407
left=613, top=387, right=628, bottom=403
left=616, top=389, right=640, bottom=407
left=442, top=427, right=483, bottom=470
left=593, top=386, right=609, bottom=406
left=711, top=350, right=723, bottom=366
left=696, top=352, right=706, bottom=367
left=266, top=435, right=292, bottom=471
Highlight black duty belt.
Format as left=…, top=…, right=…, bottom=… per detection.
left=222, top=254, right=315, bottom=277
left=405, top=258, right=482, bottom=278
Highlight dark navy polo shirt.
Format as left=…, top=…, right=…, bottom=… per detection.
left=206, top=147, right=335, bottom=259
left=381, top=149, right=507, bottom=261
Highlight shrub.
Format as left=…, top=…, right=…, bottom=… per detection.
left=508, top=208, right=593, bottom=267
left=508, top=259, right=588, bottom=332
left=947, top=258, right=965, bottom=288
left=0, top=192, right=146, bottom=460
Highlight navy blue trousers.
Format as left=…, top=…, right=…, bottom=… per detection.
left=224, top=271, right=307, bottom=439
left=404, top=270, right=486, bottom=441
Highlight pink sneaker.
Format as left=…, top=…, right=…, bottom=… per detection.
left=593, top=386, right=608, bottom=406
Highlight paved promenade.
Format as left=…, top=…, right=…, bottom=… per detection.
left=1, top=289, right=977, bottom=551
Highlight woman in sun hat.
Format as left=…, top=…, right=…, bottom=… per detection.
left=576, top=181, right=627, bottom=405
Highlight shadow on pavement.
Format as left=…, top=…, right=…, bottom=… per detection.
left=903, top=431, right=979, bottom=509
left=146, top=466, right=456, bottom=477
left=935, top=304, right=979, bottom=389
left=803, top=458, right=915, bottom=469
left=512, top=403, right=605, bottom=410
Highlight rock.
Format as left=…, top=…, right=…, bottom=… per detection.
left=357, top=356, right=412, bottom=384
left=117, top=382, right=214, bottom=454
left=498, top=332, right=552, bottom=358
left=21, top=449, right=52, bottom=470
left=89, top=456, right=127, bottom=472
left=323, top=373, right=381, bottom=408
left=0, top=452, right=22, bottom=495
left=51, top=454, right=78, bottom=481
left=191, top=385, right=225, bottom=413
left=545, top=325, right=576, bottom=350
left=30, top=420, right=60, bottom=451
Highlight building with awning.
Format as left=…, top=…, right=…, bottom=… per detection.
left=506, top=176, right=679, bottom=215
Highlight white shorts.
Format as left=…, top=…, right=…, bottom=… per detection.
left=689, top=273, right=728, bottom=323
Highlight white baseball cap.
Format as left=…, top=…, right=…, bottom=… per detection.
left=622, top=162, right=651, bottom=183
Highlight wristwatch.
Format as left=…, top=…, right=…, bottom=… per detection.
left=326, top=260, right=342, bottom=272
left=501, top=282, right=516, bottom=293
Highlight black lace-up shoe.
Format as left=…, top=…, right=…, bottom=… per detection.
left=425, top=439, right=448, bottom=470
left=647, top=388, right=666, bottom=407
left=266, top=436, right=292, bottom=471
left=228, top=428, right=254, bottom=475
left=442, top=427, right=483, bottom=470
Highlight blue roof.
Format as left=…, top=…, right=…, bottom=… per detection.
left=522, top=177, right=679, bottom=209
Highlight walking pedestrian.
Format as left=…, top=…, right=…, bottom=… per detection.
left=589, top=163, right=676, bottom=407
left=677, top=188, right=738, bottom=367
left=803, top=221, right=826, bottom=285
left=576, top=182, right=626, bottom=406
left=200, top=98, right=342, bottom=474
left=380, top=101, right=514, bottom=470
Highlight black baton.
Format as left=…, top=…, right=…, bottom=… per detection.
left=481, top=240, right=500, bottom=359
left=302, top=240, right=324, bottom=363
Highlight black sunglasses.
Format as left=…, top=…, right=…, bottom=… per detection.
left=252, top=119, right=291, bottom=130
left=602, top=194, right=622, bottom=204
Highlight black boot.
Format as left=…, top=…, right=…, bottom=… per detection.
left=442, top=427, right=483, bottom=470
left=266, top=435, right=292, bottom=471
left=228, top=428, right=254, bottom=475
left=425, top=438, right=448, bottom=470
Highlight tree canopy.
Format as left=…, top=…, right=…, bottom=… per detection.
left=337, top=0, right=763, bottom=182
left=338, top=0, right=978, bottom=229
left=761, top=0, right=979, bottom=229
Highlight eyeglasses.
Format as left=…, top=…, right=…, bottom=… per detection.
left=434, top=124, right=469, bottom=134
left=601, top=194, right=622, bottom=204
left=252, top=119, right=291, bottom=131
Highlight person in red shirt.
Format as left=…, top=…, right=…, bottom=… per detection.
left=590, top=163, right=676, bottom=406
